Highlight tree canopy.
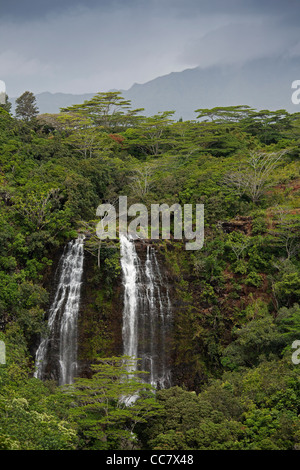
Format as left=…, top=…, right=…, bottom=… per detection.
left=0, top=92, right=299, bottom=450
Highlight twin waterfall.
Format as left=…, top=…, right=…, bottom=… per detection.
left=34, top=236, right=85, bottom=385
left=35, top=234, right=172, bottom=389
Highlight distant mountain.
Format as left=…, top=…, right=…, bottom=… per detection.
left=123, top=57, right=300, bottom=120
left=10, top=56, right=300, bottom=120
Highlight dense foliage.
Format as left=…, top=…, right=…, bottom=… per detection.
left=0, top=93, right=299, bottom=450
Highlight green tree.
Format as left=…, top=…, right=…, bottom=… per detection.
left=15, top=91, right=39, bottom=121
left=66, top=356, right=161, bottom=449
left=0, top=396, right=77, bottom=450
left=271, top=260, right=300, bottom=308
left=61, top=91, right=143, bottom=131
left=221, top=316, right=284, bottom=370
left=195, top=105, right=254, bottom=123
left=124, top=111, right=175, bottom=157
left=54, top=112, right=117, bottom=159
left=223, top=149, right=289, bottom=203
left=269, top=206, right=300, bottom=260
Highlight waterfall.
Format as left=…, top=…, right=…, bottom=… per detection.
left=120, top=234, right=139, bottom=374
left=120, top=235, right=172, bottom=388
left=34, top=235, right=85, bottom=385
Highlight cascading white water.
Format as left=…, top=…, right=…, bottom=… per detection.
left=120, top=234, right=139, bottom=374
left=34, top=235, right=85, bottom=385
left=120, top=234, right=172, bottom=388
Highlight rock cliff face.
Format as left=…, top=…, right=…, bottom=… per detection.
left=78, top=239, right=178, bottom=387
left=76, top=249, right=123, bottom=379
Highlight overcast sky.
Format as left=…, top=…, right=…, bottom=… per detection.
left=1, top=0, right=300, bottom=97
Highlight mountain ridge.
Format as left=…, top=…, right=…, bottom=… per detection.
left=9, top=57, right=300, bottom=119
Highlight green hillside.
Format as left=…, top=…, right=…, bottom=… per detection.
left=0, top=92, right=299, bottom=450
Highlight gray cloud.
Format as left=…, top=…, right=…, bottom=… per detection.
left=182, top=18, right=299, bottom=68
left=1, top=0, right=299, bottom=97
left=3, top=0, right=299, bottom=20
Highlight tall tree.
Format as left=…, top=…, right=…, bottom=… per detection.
left=15, top=91, right=39, bottom=121
left=61, top=91, right=143, bottom=132
left=223, top=149, right=289, bottom=203
left=124, top=111, right=175, bottom=156
left=66, top=356, right=161, bottom=450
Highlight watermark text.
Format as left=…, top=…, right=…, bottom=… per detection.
left=291, top=340, right=300, bottom=365
left=96, top=196, right=204, bottom=251
left=0, top=341, right=6, bottom=364
left=291, top=80, right=300, bottom=105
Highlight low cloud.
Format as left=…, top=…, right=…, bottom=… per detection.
left=1, top=0, right=299, bottom=97
left=182, top=20, right=299, bottom=68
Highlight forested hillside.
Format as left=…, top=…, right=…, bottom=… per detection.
left=0, top=92, right=299, bottom=450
